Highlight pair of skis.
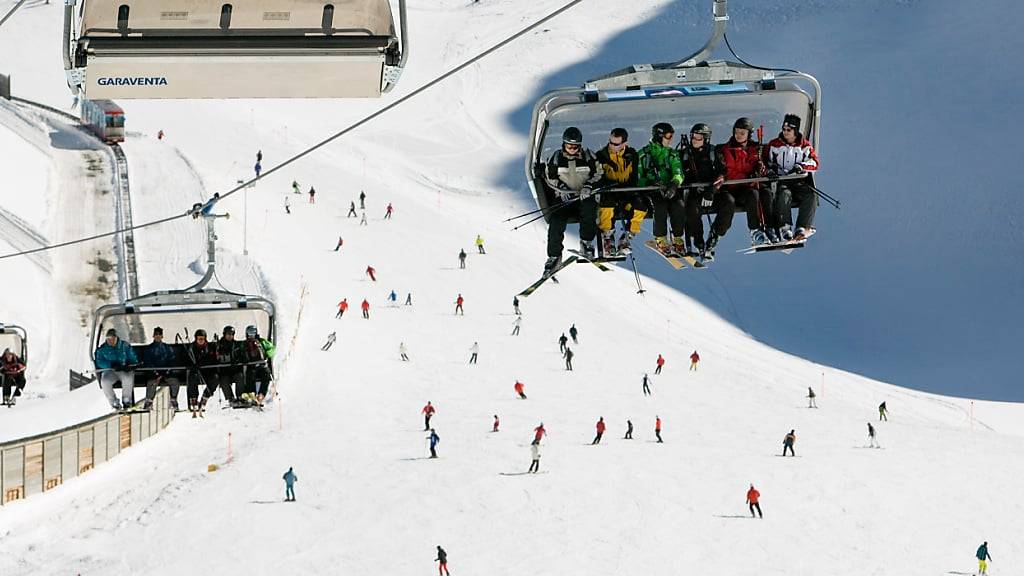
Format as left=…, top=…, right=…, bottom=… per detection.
left=518, top=247, right=626, bottom=296
left=643, top=240, right=707, bottom=270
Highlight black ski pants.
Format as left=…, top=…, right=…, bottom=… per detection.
left=642, top=381, right=650, bottom=396
left=2, top=373, right=25, bottom=399
left=546, top=196, right=598, bottom=258
left=592, top=432, right=603, bottom=445
left=685, top=190, right=706, bottom=249
left=783, top=443, right=795, bottom=456
left=773, top=181, right=818, bottom=230
left=246, top=364, right=272, bottom=397
left=625, top=427, right=633, bottom=439
left=469, top=353, right=478, bottom=364
left=655, top=365, right=662, bottom=375
left=709, top=186, right=762, bottom=236
left=187, top=368, right=217, bottom=401
left=424, top=415, right=432, bottom=430
left=529, top=459, right=540, bottom=473
left=652, top=193, right=686, bottom=239
left=565, top=358, right=573, bottom=371
left=749, top=502, right=762, bottom=518
left=216, top=368, right=241, bottom=400
left=655, top=430, right=663, bottom=443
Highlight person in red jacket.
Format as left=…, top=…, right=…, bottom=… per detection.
left=591, top=417, right=606, bottom=445
left=706, top=117, right=769, bottom=252
left=765, top=113, right=820, bottom=241
left=532, top=422, right=546, bottom=445
left=689, top=350, right=700, bottom=371
left=422, top=401, right=435, bottom=431
left=655, top=354, right=665, bottom=375
left=336, top=298, right=349, bottom=319
left=492, top=414, right=500, bottom=432
left=514, top=380, right=526, bottom=399
left=361, top=299, right=370, bottom=319
left=454, top=294, right=464, bottom=315
left=334, top=236, right=343, bottom=252
left=366, top=265, right=377, bottom=282
left=746, top=484, right=763, bottom=518
left=655, top=415, right=663, bottom=443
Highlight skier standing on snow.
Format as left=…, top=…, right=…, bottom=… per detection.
left=655, top=353, right=665, bottom=375
left=532, top=423, right=546, bottom=445
left=492, top=414, right=500, bottom=432
left=591, top=417, right=606, bottom=444
left=528, top=442, right=541, bottom=473
left=347, top=201, right=357, bottom=217
left=558, top=333, right=568, bottom=353
left=746, top=484, right=762, bottom=518
left=542, top=126, right=603, bottom=273
left=878, top=401, right=888, bottom=421
left=308, top=186, right=316, bottom=204
left=284, top=195, right=291, bottom=214
left=468, top=342, right=479, bottom=364
left=513, top=296, right=521, bottom=315
left=641, top=122, right=687, bottom=256
left=334, top=236, right=344, bottom=252
left=384, top=202, right=393, bottom=219
left=782, top=429, right=796, bottom=456
left=624, top=419, right=633, bottom=439
left=361, top=299, right=370, bottom=319
left=405, top=293, right=413, bottom=306
left=359, top=190, right=366, bottom=209
left=360, top=211, right=368, bottom=225
left=595, top=127, right=642, bottom=256
left=458, top=249, right=467, bottom=269
left=569, top=323, right=578, bottom=344
left=336, top=298, right=348, bottom=319
left=435, top=545, right=450, bottom=576
left=422, top=401, right=435, bottom=430
left=293, top=180, right=301, bottom=195
left=475, top=234, right=486, bottom=254
left=689, top=350, right=700, bottom=371
left=366, top=265, right=377, bottom=282
left=321, top=332, right=337, bottom=351
left=867, top=422, right=879, bottom=448
left=257, top=150, right=262, bottom=163
left=655, top=416, right=663, bottom=443
left=255, top=161, right=262, bottom=178
left=511, top=316, right=521, bottom=336
left=642, top=373, right=651, bottom=396
left=400, top=342, right=410, bottom=361
left=427, top=429, right=440, bottom=458
left=563, top=347, right=574, bottom=371
left=282, top=467, right=297, bottom=502
left=807, top=387, right=817, bottom=408
left=712, top=117, right=769, bottom=248
left=454, top=294, right=464, bottom=315
left=765, top=113, right=819, bottom=242
left=976, top=542, right=992, bottom=575
left=389, top=290, right=398, bottom=305
left=514, top=380, right=526, bottom=399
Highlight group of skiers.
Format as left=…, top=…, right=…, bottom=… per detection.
left=94, top=325, right=276, bottom=414
left=542, top=114, right=819, bottom=274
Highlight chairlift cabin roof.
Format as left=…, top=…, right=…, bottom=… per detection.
left=0, top=324, right=28, bottom=363
left=65, top=0, right=408, bottom=99
left=91, top=289, right=276, bottom=357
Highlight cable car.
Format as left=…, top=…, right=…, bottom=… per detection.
left=80, top=98, right=125, bottom=143
left=525, top=0, right=822, bottom=222
left=63, top=0, right=408, bottom=99
left=0, top=324, right=28, bottom=365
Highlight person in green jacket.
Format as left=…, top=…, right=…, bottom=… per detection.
left=638, top=122, right=685, bottom=255
left=976, top=541, right=992, bottom=575
left=243, top=325, right=275, bottom=405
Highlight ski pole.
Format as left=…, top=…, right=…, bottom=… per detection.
left=628, top=253, right=646, bottom=295
left=809, top=185, right=841, bottom=209
left=503, top=183, right=618, bottom=222
left=511, top=195, right=581, bottom=231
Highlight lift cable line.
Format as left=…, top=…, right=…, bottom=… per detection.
left=0, top=0, right=585, bottom=262
left=0, top=0, right=30, bottom=30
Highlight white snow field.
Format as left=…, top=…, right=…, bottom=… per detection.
left=0, top=0, right=1021, bottom=574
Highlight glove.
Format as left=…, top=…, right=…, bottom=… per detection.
left=792, top=164, right=805, bottom=174
left=713, top=175, right=725, bottom=189
left=579, top=186, right=593, bottom=200
left=701, top=188, right=714, bottom=208
left=556, top=189, right=575, bottom=202
left=766, top=171, right=779, bottom=182
left=659, top=183, right=677, bottom=199
left=111, top=362, right=124, bottom=370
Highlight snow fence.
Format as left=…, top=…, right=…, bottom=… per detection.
left=0, top=388, right=175, bottom=505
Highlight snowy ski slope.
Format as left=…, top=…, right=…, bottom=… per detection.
left=0, top=0, right=1021, bottom=574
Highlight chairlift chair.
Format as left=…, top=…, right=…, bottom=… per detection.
left=525, top=0, right=822, bottom=222
left=64, top=0, right=409, bottom=99
left=0, top=324, right=29, bottom=364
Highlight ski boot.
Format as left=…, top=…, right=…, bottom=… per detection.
left=654, top=236, right=673, bottom=256
left=543, top=256, right=562, bottom=277
left=670, top=235, right=687, bottom=257
left=766, top=227, right=781, bottom=245
left=600, top=231, right=616, bottom=258
left=580, top=239, right=596, bottom=260
left=750, top=228, right=769, bottom=247
left=779, top=224, right=794, bottom=242
left=703, top=232, right=719, bottom=262
left=617, top=232, right=634, bottom=255
left=141, top=399, right=153, bottom=412
left=2, top=395, right=9, bottom=407
left=794, top=226, right=816, bottom=241
left=170, top=398, right=179, bottom=411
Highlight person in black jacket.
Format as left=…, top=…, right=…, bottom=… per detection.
left=215, top=326, right=244, bottom=405
left=187, top=329, right=219, bottom=412
left=141, top=326, right=183, bottom=410
left=542, top=127, right=603, bottom=272
left=678, top=123, right=719, bottom=258
left=435, top=546, right=450, bottom=576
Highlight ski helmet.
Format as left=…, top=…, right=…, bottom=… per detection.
left=782, top=113, right=802, bottom=132
left=689, top=123, right=712, bottom=140
left=245, top=325, right=258, bottom=338
left=733, top=117, right=754, bottom=133
left=561, top=127, right=583, bottom=146
left=222, top=325, right=235, bottom=336
left=194, top=329, right=207, bottom=339
left=652, top=122, right=675, bottom=141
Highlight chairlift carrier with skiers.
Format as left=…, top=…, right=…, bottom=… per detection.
left=63, top=0, right=409, bottom=99
left=525, top=0, right=823, bottom=222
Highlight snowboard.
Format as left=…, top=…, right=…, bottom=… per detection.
left=517, top=255, right=578, bottom=297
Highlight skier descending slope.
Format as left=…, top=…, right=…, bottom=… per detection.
left=455, top=294, right=464, bottom=315
left=655, top=354, right=665, bottom=375
left=591, top=417, right=606, bottom=444
left=427, top=429, right=440, bottom=458
left=569, top=323, right=578, bottom=344
left=321, top=332, right=337, bottom=351
left=624, top=419, right=633, bottom=439
left=558, top=333, right=568, bottom=353
left=435, top=546, right=450, bottom=576
left=867, top=423, right=880, bottom=448
left=543, top=127, right=603, bottom=272
left=458, top=249, right=467, bottom=269
left=878, top=402, right=888, bottom=421
left=746, top=484, right=763, bottom=518
left=514, top=380, right=526, bottom=399
left=347, top=201, right=357, bottom=217
left=468, top=342, right=479, bottom=364
left=655, top=416, right=663, bottom=443
left=422, top=401, right=435, bottom=430
left=782, top=430, right=796, bottom=456
left=807, top=387, right=817, bottom=408
left=528, top=442, right=541, bottom=473
left=361, top=299, right=371, bottom=319
left=532, top=423, right=546, bottom=445
left=641, top=373, right=651, bottom=396
left=563, top=347, right=574, bottom=371
left=492, top=415, right=499, bottom=432
left=511, top=316, right=521, bottom=336
left=282, top=467, right=297, bottom=502
left=976, top=541, right=992, bottom=575
left=689, top=350, right=700, bottom=370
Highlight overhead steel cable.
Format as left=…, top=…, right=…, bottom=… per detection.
left=0, top=0, right=585, bottom=262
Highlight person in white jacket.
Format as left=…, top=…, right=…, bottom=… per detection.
left=399, top=342, right=409, bottom=361
left=528, top=442, right=541, bottom=473
left=468, top=342, right=479, bottom=364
